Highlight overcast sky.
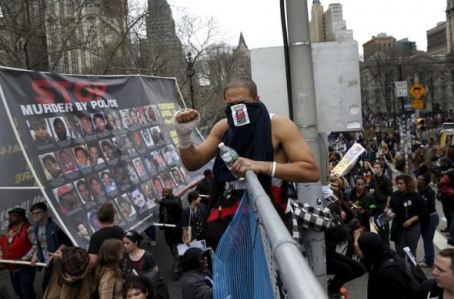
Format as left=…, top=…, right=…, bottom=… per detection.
left=168, top=0, right=447, bottom=54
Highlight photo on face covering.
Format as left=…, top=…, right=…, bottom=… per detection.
left=161, top=172, right=176, bottom=189
left=152, top=176, right=165, bottom=199
left=86, top=174, right=106, bottom=199
left=74, top=178, right=95, bottom=205
left=132, top=157, right=148, bottom=180
left=161, top=144, right=180, bottom=165
left=27, top=117, right=54, bottom=146
left=170, top=167, right=185, bottom=186
left=99, top=170, right=118, bottom=194
left=149, top=125, right=165, bottom=145
left=141, top=128, right=154, bottom=148
left=77, top=113, right=95, bottom=136
left=53, top=183, right=82, bottom=216
left=128, top=187, right=154, bottom=215
left=91, top=112, right=110, bottom=134
left=73, top=145, right=92, bottom=171
left=49, top=116, right=71, bottom=142
left=137, top=106, right=149, bottom=126
left=114, top=194, right=138, bottom=222
left=55, top=148, right=78, bottom=175
left=105, top=110, right=123, bottom=131
left=120, top=109, right=132, bottom=128
left=39, top=152, right=63, bottom=181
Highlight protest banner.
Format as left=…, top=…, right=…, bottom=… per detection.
left=0, top=67, right=202, bottom=248
left=331, top=143, right=365, bottom=177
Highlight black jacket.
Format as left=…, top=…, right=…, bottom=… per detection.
left=371, top=174, right=393, bottom=205
left=181, top=270, right=212, bottom=299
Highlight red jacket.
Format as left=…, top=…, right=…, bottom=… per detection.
left=438, top=173, right=454, bottom=198
left=0, top=223, right=32, bottom=261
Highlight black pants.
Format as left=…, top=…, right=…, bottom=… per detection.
left=327, top=252, right=365, bottom=294
left=441, top=198, right=452, bottom=230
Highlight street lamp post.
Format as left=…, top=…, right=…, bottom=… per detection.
left=186, top=52, right=195, bottom=109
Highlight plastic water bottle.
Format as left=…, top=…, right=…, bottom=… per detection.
left=218, top=142, right=244, bottom=180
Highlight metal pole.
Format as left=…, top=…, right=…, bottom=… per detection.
left=245, top=171, right=327, bottom=299
left=186, top=52, right=195, bottom=109
left=285, top=0, right=327, bottom=289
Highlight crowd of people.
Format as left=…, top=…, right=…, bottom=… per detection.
left=0, top=184, right=214, bottom=299
left=1, top=78, right=454, bottom=299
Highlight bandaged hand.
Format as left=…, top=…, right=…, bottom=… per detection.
left=174, top=109, right=200, bottom=149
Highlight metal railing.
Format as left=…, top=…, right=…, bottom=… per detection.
left=245, top=170, right=328, bottom=299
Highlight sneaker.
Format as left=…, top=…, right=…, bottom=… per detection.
left=417, top=261, right=432, bottom=268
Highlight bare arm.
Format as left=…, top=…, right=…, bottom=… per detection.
left=178, top=119, right=226, bottom=171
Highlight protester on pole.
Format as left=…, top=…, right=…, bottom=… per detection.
left=0, top=207, right=38, bottom=299
left=418, top=248, right=454, bottom=299
left=88, top=202, right=125, bottom=268
left=416, top=175, right=439, bottom=268
left=29, top=202, right=72, bottom=291
left=174, top=79, right=319, bottom=248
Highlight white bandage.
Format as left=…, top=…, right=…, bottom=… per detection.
left=174, top=109, right=200, bottom=149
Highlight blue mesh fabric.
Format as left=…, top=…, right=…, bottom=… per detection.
left=213, top=193, right=275, bottom=299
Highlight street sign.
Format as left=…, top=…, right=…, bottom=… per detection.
left=409, top=82, right=426, bottom=100
left=395, top=81, right=408, bottom=97
left=412, top=99, right=424, bottom=109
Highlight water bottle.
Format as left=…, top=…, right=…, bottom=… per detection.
left=218, top=142, right=244, bottom=180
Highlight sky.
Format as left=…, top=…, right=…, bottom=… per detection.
left=168, top=0, right=447, bottom=55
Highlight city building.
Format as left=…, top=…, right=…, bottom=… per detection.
left=145, top=0, right=186, bottom=79
left=446, top=0, right=454, bottom=53
left=362, top=33, right=397, bottom=60
left=45, top=0, right=129, bottom=74
left=309, top=1, right=353, bottom=42
left=310, top=0, right=325, bottom=42
left=427, top=22, right=447, bottom=56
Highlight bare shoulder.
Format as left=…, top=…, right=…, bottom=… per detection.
left=271, top=114, right=302, bottom=138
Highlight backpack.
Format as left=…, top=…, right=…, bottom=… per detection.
left=381, top=256, right=427, bottom=296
